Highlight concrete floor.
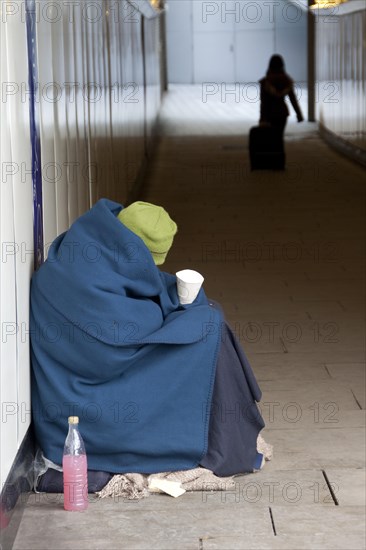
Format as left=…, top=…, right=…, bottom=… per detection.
left=11, top=86, right=366, bottom=549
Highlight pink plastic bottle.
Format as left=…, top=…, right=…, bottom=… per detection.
left=63, top=416, right=88, bottom=511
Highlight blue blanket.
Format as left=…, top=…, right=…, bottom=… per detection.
left=31, top=199, right=223, bottom=473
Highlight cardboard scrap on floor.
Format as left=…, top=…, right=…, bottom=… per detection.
left=148, top=477, right=186, bottom=498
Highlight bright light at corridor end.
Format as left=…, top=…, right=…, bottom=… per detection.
left=150, top=0, right=163, bottom=9
left=310, top=0, right=348, bottom=8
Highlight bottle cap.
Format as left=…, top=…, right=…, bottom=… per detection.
left=68, top=416, right=79, bottom=424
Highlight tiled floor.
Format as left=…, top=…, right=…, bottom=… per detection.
left=11, top=86, right=366, bottom=549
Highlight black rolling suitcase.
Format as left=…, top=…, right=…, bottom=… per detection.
left=249, top=126, right=285, bottom=170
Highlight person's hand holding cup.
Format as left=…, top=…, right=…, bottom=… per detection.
left=176, top=269, right=204, bottom=305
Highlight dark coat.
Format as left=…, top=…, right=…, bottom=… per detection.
left=31, top=199, right=264, bottom=477
left=259, top=72, right=303, bottom=125
left=30, top=199, right=223, bottom=473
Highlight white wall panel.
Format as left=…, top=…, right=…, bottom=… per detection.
left=167, top=0, right=192, bottom=32
left=275, top=0, right=306, bottom=30
left=275, top=27, right=307, bottom=83
left=63, top=9, right=80, bottom=224
left=0, top=19, right=18, bottom=488
left=234, top=0, right=278, bottom=31
left=0, top=1, right=33, bottom=489
left=235, top=30, right=274, bottom=82
left=166, top=30, right=194, bottom=83
left=51, top=9, right=69, bottom=235
left=73, top=4, right=91, bottom=216
left=145, top=17, right=162, bottom=150
left=166, top=0, right=193, bottom=83
left=194, top=32, right=235, bottom=83
left=193, top=0, right=235, bottom=32
left=316, top=7, right=366, bottom=153
left=129, top=7, right=146, bottom=191
left=4, top=1, right=34, bottom=446
left=167, top=0, right=307, bottom=84
left=36, top=15, right=58, bottom=250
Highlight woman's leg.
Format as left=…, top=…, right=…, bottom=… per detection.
left=270, top=117, right=287, bottom=137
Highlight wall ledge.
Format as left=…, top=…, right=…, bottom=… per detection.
left=319, top=123, right=366, bottom=168
left=0, top=426, right=35, bottom=550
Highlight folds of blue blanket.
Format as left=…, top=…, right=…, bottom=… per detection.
left=31, top=198, right=263, bottom=476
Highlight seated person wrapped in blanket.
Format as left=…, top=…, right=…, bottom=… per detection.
left=31, top=199, right=267, bottom=491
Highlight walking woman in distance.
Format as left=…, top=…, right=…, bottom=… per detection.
left=259, top=54, right=304, bottom=135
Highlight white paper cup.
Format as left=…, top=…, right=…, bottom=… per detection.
left=176, top=269, right=204, bottom=305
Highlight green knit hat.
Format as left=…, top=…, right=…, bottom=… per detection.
left=117, top=201, right=178, bottom=265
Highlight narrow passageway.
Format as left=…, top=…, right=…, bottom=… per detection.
left=12, top=86, right=366, bottom=550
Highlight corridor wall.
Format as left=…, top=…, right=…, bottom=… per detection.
left=316, top=2, right=366, bottom=161
left=166, top=0, right=308, bottom=84
left=0, top=0, right=34, bottom=494
left=0, top=0, right=163, bottom=495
